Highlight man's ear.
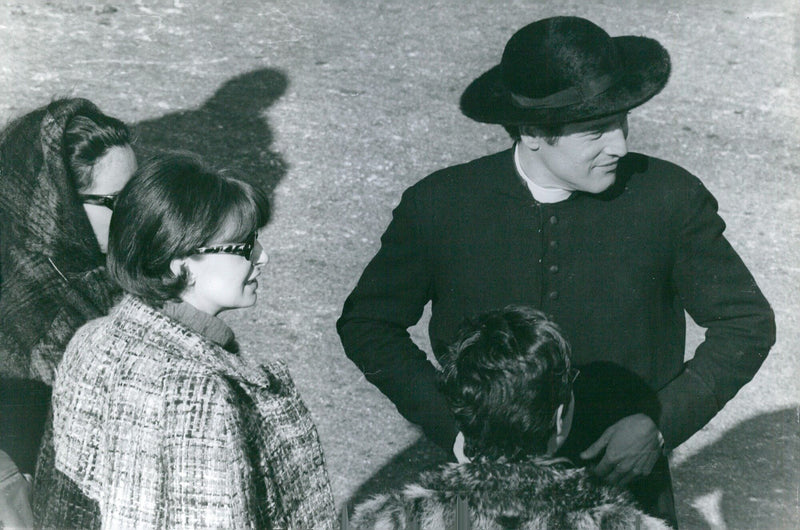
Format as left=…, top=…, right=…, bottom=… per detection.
left=545, top=402, right=567, bottom=456
left=518, top=125, right=540, bottom=150
left=553, top=403, right=566, bottom=437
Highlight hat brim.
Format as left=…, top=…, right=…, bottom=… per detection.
left=460, top=36, right=671, bottom=126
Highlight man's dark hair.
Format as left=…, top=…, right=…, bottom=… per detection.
left=63, top=111, right=131, bottom=192
left=503, top=124, right=563, bottom=145
left=107, top=153, right=270, bottom=305
left=439, top=305, right=573, bottom=460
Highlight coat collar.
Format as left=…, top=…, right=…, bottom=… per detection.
left=112, top=295, right=284, bottom=390
left=478, top=148, right=641, bottom=204
left=480, top=148, right=535, bottom=201
left=159, top=300, right=235, bottom=349
left=421, top=456, right=581, bottom=518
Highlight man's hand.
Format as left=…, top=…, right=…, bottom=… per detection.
left=580, top=413, right=663, bottom=487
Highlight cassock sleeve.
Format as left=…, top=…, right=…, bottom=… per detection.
left=337, top=186, right=459, bottom=452
left=657, top=179, right=775, bottom=448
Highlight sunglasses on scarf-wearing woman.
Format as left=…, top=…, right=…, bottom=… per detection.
left=79, top=193, right=118, bottom=210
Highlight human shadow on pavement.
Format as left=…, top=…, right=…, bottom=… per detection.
left=133, top=67, right=289, bottom=199
left=672, top=407, right=799, bottom=529
left=344, top=435, right=451, bottom=512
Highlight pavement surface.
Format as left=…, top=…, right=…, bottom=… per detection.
left=1, top=1, right=798, bottom=528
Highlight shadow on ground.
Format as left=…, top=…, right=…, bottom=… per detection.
left=343, top=435, right=450, bottom=512
left=133, top=67, right=289, bottom=198
left=673, top=407, right=799, bottom=529
left=344, top=408, right=799, bottom=528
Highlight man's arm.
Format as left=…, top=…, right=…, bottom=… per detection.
left=658, top=178, right=775, bottom=449
left=337, top=187, right=459, bottom=451
left=579, top=176, right=774, bottom=485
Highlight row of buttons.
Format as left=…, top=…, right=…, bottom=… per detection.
left=533, top=210, right=560, bottom=301
left=547, top=215, right=558, bottom=300
left=542, top=245, right=558, bottom=300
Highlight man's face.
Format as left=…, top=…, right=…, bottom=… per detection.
left=522, top=112, right=629, bottom=194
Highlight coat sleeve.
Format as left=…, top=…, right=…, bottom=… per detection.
left=337, top=186, right=459, bottom=452
left=160, top=376, right=261, bottom=529
left=656, top=179, right=775, bottom=449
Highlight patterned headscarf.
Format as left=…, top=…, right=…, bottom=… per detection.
left=0, top=98, right=123, bottom=384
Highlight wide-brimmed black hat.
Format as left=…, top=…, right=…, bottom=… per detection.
left=460, top=16, right=671, bottom=126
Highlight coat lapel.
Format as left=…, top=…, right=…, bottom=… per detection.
left=117, top=296, right=283, bottom=392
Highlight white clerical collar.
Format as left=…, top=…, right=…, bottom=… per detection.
left=514, top=143, right=573, bottom=204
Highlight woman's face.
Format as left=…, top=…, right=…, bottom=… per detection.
left=81, top=145, right=137, bottom=253
left=179, top=231, right=269, bottom=316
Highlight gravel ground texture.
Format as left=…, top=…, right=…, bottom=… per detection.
left=1, top=1, right=797, bottom=528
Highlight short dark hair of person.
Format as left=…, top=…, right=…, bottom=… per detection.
left=439, top=305, right=573, bottom=460
left=502, top=123, right=563, bottom=145
left=63, top=111, right=132, bottom=192
left=107, top=153, right=270, bottom=306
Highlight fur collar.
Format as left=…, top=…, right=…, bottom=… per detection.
left=352, top=457, right=671, bottom=529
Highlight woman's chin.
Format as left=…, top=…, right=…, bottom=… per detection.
left=245, top=290, right=259, bottom=306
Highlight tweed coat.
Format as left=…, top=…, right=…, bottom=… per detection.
left=350, top=457, right=670, bottom=529
left=0, top=98, right=121, bottom=474
left=51, top=295, right=336, bottom=529
left=337, top=148, right=775, bottom=452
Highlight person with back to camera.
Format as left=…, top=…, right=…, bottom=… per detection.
left=0, top=98, right=136, bottom=526
left=337, top=16, right=776, bottom=527
left=41, top=154, right=336, bottom=528
left=351, top=306, right=670, bottom=529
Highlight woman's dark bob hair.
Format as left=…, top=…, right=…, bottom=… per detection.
left=107, top=153, right=270, bottom=305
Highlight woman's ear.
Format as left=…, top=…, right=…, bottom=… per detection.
left=169, top=258, right=193, bottom=285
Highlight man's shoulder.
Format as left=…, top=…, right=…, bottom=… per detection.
left=620, top=152, right=703, bottom=191
left=407, top=148, right=515, bottom=196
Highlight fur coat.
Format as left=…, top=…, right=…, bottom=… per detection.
left=351, top=457, right=670, bottom=529
left=47, top=295, right=336, bottom=529
left=0, top=98, right=121, bottom=474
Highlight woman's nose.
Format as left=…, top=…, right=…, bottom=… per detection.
left=253, top=239, right=268, bottom=266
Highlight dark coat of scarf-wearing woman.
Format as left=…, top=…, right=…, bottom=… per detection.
left=0, top=99, right=122, bottom=495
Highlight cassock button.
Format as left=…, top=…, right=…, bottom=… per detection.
left=549, top=265, right=559, bottom=274
left=548, top=291, right=559, bottom=300
left=549, top=215, right=558, bottom=225
left=549, top=240, right=558, bottom=249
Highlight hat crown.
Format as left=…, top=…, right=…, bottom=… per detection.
left=459, top=15, right=670, bottom=125
left=501, top=17, right=622, bottom=101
